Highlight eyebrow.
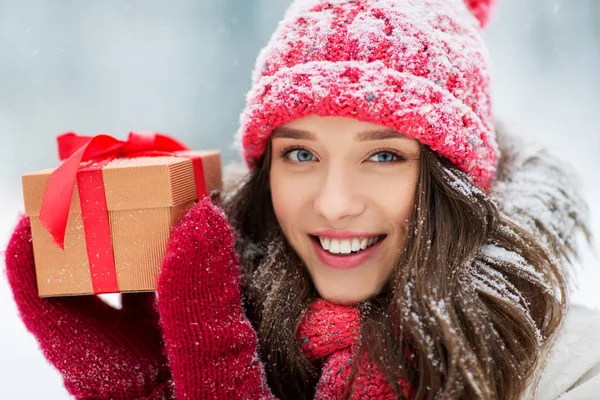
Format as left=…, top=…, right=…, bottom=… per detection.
left=356, top=129, right=407, bottom=141
left=271, top=127, right=407, bottom=141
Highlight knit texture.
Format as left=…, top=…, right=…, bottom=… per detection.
left=238, top=0, right=498, bottom=190
left=298, top=299, right=415, bottom=399
left=156, top=197, right=275, bottom=399
left=4, top=216, right=173, bottom=400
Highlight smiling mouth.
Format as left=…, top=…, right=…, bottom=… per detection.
left=309, top=234, right=387, bottom=256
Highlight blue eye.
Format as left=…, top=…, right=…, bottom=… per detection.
left=368, top=151, right=399, bottom=163
left=287, top=149, right=316, bottom=162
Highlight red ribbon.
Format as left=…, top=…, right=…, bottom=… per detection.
left=39, top=131, right=206, bottom=294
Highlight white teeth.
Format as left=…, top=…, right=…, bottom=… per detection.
left=329, top=239, right=340, bottom=254
left=340, top=240, right=352, bottom=254
left=317, top=235, right=383, bottom=255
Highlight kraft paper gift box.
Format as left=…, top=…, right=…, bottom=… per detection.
left=21, top=132, right=222, bottom=297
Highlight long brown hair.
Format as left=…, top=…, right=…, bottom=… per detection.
left=223, top=135, right=586, bottom=399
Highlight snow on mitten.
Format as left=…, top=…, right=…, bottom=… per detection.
left=4, top=215, right=173, bottom=399
left=157, top=196, right=275, bottom=399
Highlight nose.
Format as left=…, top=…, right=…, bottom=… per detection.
left=313, top=166, right=366, bottom=221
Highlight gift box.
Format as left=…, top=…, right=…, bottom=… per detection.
left=21, top=132, right=222, bottom=297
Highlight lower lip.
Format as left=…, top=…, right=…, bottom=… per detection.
left=311, top=237, right=384, bottom=269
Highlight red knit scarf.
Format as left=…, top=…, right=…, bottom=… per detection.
left=297, top=299, right=415, bottom=399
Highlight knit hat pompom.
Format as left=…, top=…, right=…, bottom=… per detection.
left=464, top=0, right=497, bottom=28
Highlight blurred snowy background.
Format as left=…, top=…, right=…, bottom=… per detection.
left=1, top=0, right=598, bottom=398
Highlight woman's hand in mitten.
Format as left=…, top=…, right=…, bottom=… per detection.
left=4, top=215, right=173, bottom=399
left=156, top=196, right=276, bottom=399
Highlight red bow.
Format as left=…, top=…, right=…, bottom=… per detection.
left=40, top=132, right=191, bottom=250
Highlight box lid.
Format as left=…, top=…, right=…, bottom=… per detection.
left=22, top=150, right=221, bottom=217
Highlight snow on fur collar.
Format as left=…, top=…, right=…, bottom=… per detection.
left=489, top=122, right=589, bottom=290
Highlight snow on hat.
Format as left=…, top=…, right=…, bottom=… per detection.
left=238, top=0, right=498, bottom=190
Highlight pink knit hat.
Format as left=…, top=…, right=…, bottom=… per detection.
left=238, top=0, right=498, bottom=190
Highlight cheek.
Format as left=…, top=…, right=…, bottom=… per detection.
left=371, top=171, right=418, bottom=224
left=376, top=176, right=417, bottom=284
left=269, top=168, right=305, bottom=235
left=391, top=181, right=417, bottom=225
left=270, top=171, right=288, bottom=227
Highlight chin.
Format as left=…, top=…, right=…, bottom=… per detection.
left=308, top=266, right=388, bottom=306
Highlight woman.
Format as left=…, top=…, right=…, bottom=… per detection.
left=5, top=0, right=600, bottom=398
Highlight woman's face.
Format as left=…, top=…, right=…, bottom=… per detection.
left=269, top=115, right=420, bottom=305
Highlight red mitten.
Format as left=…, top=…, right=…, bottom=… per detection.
left=4, top=215, right=173, bottom=399
left=156, top=197, right=276, bottom=399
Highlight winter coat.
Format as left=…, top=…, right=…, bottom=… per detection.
left=531, top=303, right=600, bottom=399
